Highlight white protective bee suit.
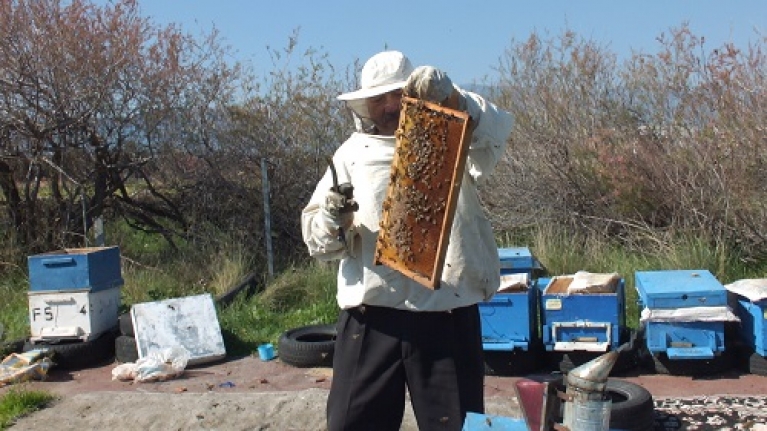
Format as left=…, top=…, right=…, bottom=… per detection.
left=301, top=55, right=513, bottom=312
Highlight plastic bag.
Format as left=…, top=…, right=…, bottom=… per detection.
left=111, top=346, right=190, bottom=383
left=111, top=362, right=138, bottom=381
left=0, top=349, right=54, bottom=386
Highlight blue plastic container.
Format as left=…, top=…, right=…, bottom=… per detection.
left=28, top=246, right=123, bottom=292
left=462, top=412, right=526, bottom=430
left=462, top=412, right=628, bottom=431
left=635, top=270, right=727, bottom=359
left=539, top=276, right=626, bottom=352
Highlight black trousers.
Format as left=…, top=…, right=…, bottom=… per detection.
left=326, top=304, right=485, bottom=431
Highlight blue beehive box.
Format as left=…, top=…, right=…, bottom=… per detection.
left=480, top=247, right=540, bottom=352
left=28, top=246, right=123, bottom=292
left=481, top=288, right=538, bottom=351
left=724, top=279, right=767, bottom=357
left=727, top=285, right=767, bottom=357
left=635, top=270, right=727, bottom=359
left=499, top=247, right=535, bottom=277
left=539, top=274, right=626, bottom=352
left=734, top=298, right=767, bottom=356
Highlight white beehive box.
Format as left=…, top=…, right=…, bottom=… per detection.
left=28, top=286, right=121, bottom=342
left=131, top=293, right=226, bottom=366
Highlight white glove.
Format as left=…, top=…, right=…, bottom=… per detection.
left=404, top=66, right=455, bottom=103
left=324, top=189, right=348, bottom=217
left=320, top=189, right=354, bottom=230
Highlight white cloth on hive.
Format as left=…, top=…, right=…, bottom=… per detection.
left=497, top=273, right=529, bottom=293
left=566, top=271, right=620, bottom=294
left=640, top=306, right=740, bottom=323
left=725, top=279, right=767, bottom=303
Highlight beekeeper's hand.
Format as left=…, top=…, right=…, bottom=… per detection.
left=320, top=189, right=355, bottom=229
left=404, top=66, right=465, bottom=111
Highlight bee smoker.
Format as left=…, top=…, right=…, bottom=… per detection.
left=559, top=350, right=618, bottom=431
left=515, top=349, right=619, bottom=431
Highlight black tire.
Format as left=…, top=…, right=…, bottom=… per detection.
left=733, top=342, right=767, bottom=376
left=484, top=348, right=541, bottom=376
left=115, top=335, right=139, bottom=363
left=605, top=379, right=655, bottom=431
left=0, top=338, right=25, bottom=356
left=278, top=324, right=336, bottom=368
left=24, top=328, right=117, bottom=370
left=118, top=312, right=134, bottom=337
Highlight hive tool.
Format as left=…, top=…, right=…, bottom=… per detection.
left=325, top=157, right=359, bottom=247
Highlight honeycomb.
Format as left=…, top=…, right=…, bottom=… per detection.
left=374, top=96, right=473, bottom=289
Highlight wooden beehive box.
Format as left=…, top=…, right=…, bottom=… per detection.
left=374, top=96, right=473, bottom=289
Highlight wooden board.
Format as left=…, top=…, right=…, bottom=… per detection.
left=374, top=96, right=473, bottom=289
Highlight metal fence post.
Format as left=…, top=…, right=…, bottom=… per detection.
left=262, top=158, right=274, bottom=278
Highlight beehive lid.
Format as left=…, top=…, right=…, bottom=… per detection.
left=498, top=247, right=535, bottom=271
left=635, top=269, right=727, bottom=308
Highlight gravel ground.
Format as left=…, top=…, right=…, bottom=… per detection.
left=653, top=395, right=767, bottom=430
left=9, top=390, right=767, bottom=430
left=3, top=355, right=767, bottom=430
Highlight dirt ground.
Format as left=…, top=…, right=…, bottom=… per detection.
left=3, top=354, right=767, bottom=430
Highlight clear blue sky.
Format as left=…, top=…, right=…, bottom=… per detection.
left=115, top=0, right=765, bottom=85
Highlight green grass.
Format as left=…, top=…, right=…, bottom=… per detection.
left=0, top=219, right=339, bottom=360
left=3, top=219, right=767, bottom=362
left=217, top=262, right=338, bottom=356
left=0, top=388, right=56, bottom=430
left=0, top=270, right=31, bottom=343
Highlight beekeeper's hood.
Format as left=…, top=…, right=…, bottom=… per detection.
left=338, top=51, right=413, bottom=132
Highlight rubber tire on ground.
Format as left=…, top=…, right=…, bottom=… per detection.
left=545, top=377, right=653, bottom=430
left=115, top=335, right=139, bottom=363
left=23, top=328, right=117, bottom=370
left=732, top=341, right=767, bottom=376
left=118, top=312, right=134, bottom=337
left=483, top=348, right=542, bottom=376
left=0, top=338, right=25, bottom=356
left=278, top=324, right=336, bottom=368
left=605, top=379, right=655, bottom=431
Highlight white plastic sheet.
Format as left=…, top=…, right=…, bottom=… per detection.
left=567, top=271, right=620, bottom=294
left=640, top=306, right=740, bottom=323
left=496, top=273, right=529, bottom=293
left=725, top=279, right=767, bottom=303
left=0, top=349, right=53, bottom=386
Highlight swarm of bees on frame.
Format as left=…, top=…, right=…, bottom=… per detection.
left=375, top=100, right=457, bottom=276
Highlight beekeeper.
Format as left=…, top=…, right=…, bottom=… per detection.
left=301, top=50, right=513, bottom=431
